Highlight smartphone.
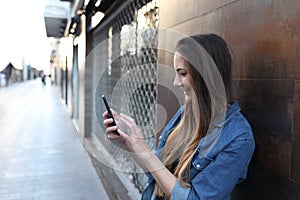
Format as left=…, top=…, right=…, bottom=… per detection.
left=102, top=95, right=119, bottom=135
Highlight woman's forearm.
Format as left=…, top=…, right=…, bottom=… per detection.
left=133, top=151, right=177, bottom=197
left=106, top=113, right=177, bottom=197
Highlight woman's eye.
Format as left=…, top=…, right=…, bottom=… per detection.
left=180, top=72, right=187, bottom=77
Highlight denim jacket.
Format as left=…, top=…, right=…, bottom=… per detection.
left=141, top=101, right=255, bottom=200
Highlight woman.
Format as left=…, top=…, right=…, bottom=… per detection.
left=103, top=34, right=255, bottom=199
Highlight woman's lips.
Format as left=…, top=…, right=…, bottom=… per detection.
left=183, top=88, right=190, bottom=95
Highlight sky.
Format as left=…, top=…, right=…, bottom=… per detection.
left=0, top=0, right=51, bottom=71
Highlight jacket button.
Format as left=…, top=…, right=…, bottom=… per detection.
left=196, top=164, right=201, bottom=168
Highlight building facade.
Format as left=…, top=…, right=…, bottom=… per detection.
left=49, top=0, right=300, bottom=199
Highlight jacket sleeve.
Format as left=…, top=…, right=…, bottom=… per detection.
left=171, top=133, right=255, bottom=200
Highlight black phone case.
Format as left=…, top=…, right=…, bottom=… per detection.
left=102, top=95, right=119, bottom=135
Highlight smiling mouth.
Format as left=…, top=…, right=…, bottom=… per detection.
left=183, top=88, right=190, bottom=94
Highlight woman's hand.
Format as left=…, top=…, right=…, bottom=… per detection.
left=102, top=110, right=151, bottom=154
left=102, top=109, right=124, bottom=143
left=117, top=113, right=151, bottom=154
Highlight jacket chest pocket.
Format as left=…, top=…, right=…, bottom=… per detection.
left=190, top=156, right=212, bottom=178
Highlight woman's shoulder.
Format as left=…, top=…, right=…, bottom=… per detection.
left=226, top=102, right=253, bottom=135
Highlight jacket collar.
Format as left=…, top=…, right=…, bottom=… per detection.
left=212, top=101, right=241, bottom=128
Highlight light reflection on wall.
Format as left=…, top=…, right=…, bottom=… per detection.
left=119, top=0, right=159, bottom=56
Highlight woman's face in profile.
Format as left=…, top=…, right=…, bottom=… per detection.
left=173, top=52, right=194, bottom=99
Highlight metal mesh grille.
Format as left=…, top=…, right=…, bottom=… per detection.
left=96, top=0, right=159, bottom=192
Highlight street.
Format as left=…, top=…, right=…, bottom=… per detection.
left=0, top=79, right=109, bottom=200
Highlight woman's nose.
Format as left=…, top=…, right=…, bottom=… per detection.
left=173, top=75, right=182, bottom=87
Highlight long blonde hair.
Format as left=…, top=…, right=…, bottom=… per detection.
left=156, top=34, right=232, bottom=198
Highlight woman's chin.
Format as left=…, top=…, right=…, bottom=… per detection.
left=184, top=93, right=192, bottom=101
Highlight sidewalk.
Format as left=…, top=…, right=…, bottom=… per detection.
left=0, top=80, right=109, bottom=200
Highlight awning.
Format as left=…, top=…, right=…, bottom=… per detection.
left=44, top=0, right=72, bottom=38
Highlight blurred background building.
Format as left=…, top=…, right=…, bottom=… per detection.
left=0, top=0, right=52, bottom=86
